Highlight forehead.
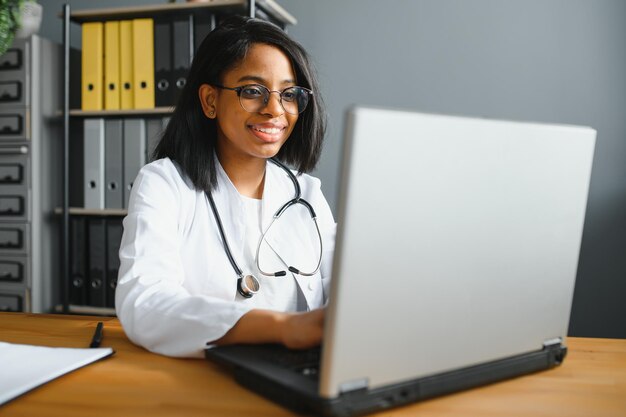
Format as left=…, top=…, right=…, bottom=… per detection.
left=224, top=43, right=296, bottom=84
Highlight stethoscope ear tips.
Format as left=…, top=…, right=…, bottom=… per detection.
left=237, top=275, right=260, bottom=298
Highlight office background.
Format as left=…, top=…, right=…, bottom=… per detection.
left=38, top=0, right=625, bottom=338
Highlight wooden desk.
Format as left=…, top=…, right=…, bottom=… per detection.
left=1, top=313, right=625, bottom=417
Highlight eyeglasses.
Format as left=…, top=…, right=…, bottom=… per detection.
left=214, top=83, right=313, bottom=115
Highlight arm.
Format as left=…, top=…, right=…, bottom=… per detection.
left=214, top=308, right=325, bottom=349
left=116, top=161, right=254, bottom=357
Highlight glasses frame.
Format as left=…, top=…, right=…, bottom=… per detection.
left=213, top=83, right=313, bottom=115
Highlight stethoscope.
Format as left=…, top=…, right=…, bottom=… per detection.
left=206, top=158, right=323, bottom=298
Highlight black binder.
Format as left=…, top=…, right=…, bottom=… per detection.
left=105, top=218, right=123, bottom=308
left=194, top=14, right=214, bottom=53
left=154, top=19, right=174, bottom=107
left=87, top=218, right=107, bottom=307
left=69, top=217, right=87, bottom=306
left=172, top=18, right=191, bottom=104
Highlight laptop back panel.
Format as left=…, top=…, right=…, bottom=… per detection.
left=320, top=107, right=596, bottom=397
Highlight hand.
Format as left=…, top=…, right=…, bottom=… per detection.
left=280, top=308, right=325, bottom=349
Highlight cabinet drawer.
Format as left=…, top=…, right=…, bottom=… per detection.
left=0, top=109, right=29, bottom=140
left=0, top=224, right=28, bottom=253
left=0, top=258, right=26, bottom=282
left=0, top=292, right=23, bottom=312
left=0, top=48, right=24, bottom=72
left=0, top=151, right=28, bottom=185
left=0, top=80, right=23, bottom=104
left=0, top=195, right=26, bottom=219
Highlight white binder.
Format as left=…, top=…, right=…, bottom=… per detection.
left=123, top=119, right=146, bottom=208
left=83, top=119, right=105, bottom=209
left=104, top=119, right=124, bottom=209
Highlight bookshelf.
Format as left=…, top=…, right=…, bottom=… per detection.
left=67, top=0, right=296, bottom=26
left=59, top=1, right=297, bottom=315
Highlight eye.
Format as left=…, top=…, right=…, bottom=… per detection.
left=240, top=85, right=265, bottom=99
left=281, top=87, right=298, bottom=102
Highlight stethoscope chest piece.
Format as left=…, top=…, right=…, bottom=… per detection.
left=237, top=274, right=260, bottom=298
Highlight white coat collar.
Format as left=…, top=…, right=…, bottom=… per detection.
left=211, top=158, right=294, bottom=269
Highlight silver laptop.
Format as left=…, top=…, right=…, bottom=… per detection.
left=206, top=106, right=596, bottom=416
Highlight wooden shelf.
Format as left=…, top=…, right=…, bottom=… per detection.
left=55, top=207, right=128, bottom=216
left=69, top=107, right=174, bottom=117
left=67, top=0, right=296, bottom=26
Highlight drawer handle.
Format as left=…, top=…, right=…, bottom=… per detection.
left=0, top=146, right=28, bottom=155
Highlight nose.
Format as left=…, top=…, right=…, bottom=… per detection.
left=260, top=91, right=284, bottom=117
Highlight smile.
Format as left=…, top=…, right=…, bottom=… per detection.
left=251, top=126, right=284, bottom=134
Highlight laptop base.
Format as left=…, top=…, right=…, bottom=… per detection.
left=206, top=342, right=566, bottom=417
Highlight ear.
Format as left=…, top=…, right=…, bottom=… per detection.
left=198, top=84, right=218, bottom=119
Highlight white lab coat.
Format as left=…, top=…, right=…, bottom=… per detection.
left=115, top=157, right=336, bottom=358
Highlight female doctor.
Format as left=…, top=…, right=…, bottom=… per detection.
left=115, top=16, right=336, bottom=358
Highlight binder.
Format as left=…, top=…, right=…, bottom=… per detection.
left=145, top=117, right=165, bottom=163
left=104, top=21, right=120, bottom=110
left=105, top=218, right=123, bottom=308
left=119, top=20, right=134, bottom=110
left=81, top=22, right=104, bottom=110
left=83, top=119, right=105, bottom=209
left=104, top=119, right=124, bottom=209
left=154, top=19, right=173, bottom=107
left=172, top=18, right=191, bottom=104
left=194, top=14, right=214, bottom=53
left=87, top=218, right=106, bottom=307
left=132, top=19, right=155, bottom=109
left=123, top=119, right=146, bottom=208
left=69, top=217, right=87, bottom=306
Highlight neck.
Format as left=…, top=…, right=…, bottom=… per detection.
left=216, top=150, right=267, bottom=199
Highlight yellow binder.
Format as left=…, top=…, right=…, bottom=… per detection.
left=120, top=20, right=134, bottom=110
left=104, top=21, right=120, bottom=110
left=81, top=22, right=103, bottom=111
left=132, top=18, right=155, bottom=109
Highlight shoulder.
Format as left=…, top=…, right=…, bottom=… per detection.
left=295, top=171, right=322, bottom=194
left=128, top=158, right=199, bottom=214
left=136, top=158, right=195, bottom=193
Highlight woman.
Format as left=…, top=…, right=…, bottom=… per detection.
left=115, top=16, right=336, bottom=358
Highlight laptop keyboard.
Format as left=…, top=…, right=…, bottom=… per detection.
left=256, top=345, right=321, bottom=380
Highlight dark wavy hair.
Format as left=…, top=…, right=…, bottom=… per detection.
left=154, top=15, right=327, bottom=193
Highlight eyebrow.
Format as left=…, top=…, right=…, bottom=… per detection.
left=236, top=75, right=296, bottom=85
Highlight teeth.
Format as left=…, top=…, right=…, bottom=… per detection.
left=253, top=126, right=282, bottom=134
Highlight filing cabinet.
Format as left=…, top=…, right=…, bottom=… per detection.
left=0, top=36, right=63, bottom=312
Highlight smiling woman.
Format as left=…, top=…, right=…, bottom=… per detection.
left=114, top=16, right=336, bottom=358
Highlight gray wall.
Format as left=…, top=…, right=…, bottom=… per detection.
left=39, top=0, right=625, bottom=338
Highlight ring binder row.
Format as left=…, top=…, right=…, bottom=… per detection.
left=69, top=215, right=123, bottom=309
left=82, top=13, right=217, bottom=111
left=81, top=116, right=170, bottom=210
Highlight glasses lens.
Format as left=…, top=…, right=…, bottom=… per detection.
left=239, top=85, right=268, bottom=113
left=281, top=87, right=310, bottom=114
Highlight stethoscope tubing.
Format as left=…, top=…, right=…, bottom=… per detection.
left=206, top=158, right=323, bottom=295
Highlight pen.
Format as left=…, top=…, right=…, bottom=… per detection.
left=90, top=322, right=104, bottom=348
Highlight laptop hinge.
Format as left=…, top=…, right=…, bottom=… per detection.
left=339, top=378, right=369, bottom=394
left=542, top=337, right=563, bottom=348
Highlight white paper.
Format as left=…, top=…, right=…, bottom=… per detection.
left=0, top=342, right=114, bottom=405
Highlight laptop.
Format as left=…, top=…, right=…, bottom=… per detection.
left=205, top=106, right=596, bottom=416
